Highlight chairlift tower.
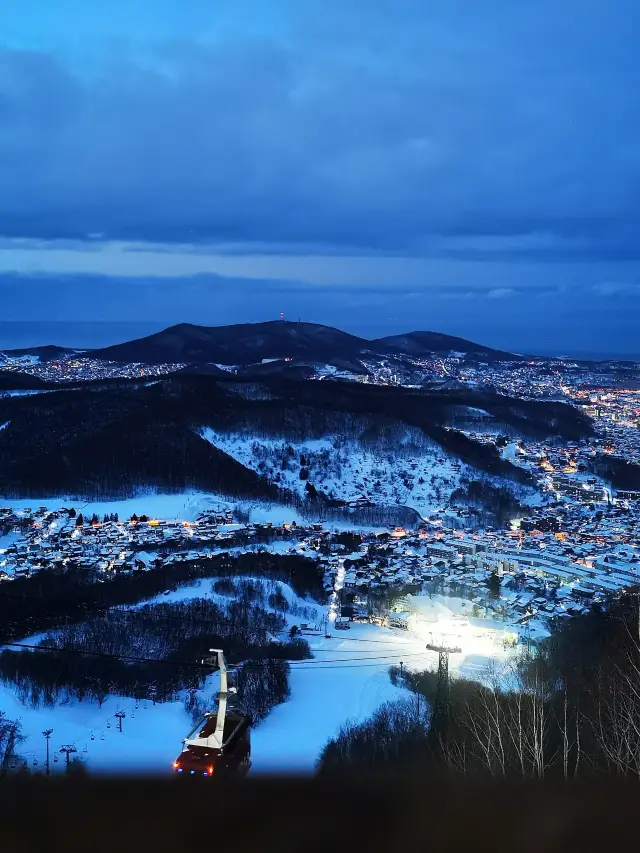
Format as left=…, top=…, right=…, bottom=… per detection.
left=59, top=745, right=77, bottom=773
left=42, top=728, right=53, bottom=776
left=425, top=639, right=462, bottom=745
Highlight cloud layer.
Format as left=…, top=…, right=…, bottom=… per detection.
left=1, top=0, right=639, bottom=356
left=2, top=0, right=640, bottom=258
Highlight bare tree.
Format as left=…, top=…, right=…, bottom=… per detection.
left=0, top=712, right=24, bottom=776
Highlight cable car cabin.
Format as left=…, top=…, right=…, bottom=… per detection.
left=173, top=710, right=251, bottom=779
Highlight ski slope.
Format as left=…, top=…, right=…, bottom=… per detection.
left=251, top=622, right=428, bottom=773
left=0, top=621, right=428, bottom=776
left=1, top=578, right=522, bottom=776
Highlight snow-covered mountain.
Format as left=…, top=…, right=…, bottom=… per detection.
left=199, top=427, right=475, bottom=518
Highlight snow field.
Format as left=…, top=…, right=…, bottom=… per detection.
left=199, top=428, right=469, bottom=518
left=0, top=683, right=196, bottom=775
left=2, top=575, right=525, bottom=776
left=0, top=491, right=231, bottom=521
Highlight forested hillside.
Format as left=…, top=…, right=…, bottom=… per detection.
left=319, top=593, right=640, bottom=781
left=0, top=375, right=590, bottom=503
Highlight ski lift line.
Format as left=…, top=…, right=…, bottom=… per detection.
left=63, top=701, right=139, bottom=756
left=4, top=640, right=429, bottom=677
left=288, top=652, right=430, bottom=664
left=4, top=639, right=262, bottom=670
left=274, top=658, right=429, bottom=671
left=303, top=635, right=419, bottom=646
left=19, top=699, right=140, bottom=767
left=4, top=638, right=320, bottom=673
left=4, top=641, right=212, bottom=670
left=56, top=691, right=150, bottom=756
left=288, top=646, right=420, bottom=656
left=2, top=638, right=336, bottom=670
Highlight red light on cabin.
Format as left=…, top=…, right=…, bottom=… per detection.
left=172, top=760, right=180, bottom=770
left=207, top=766, right=214, bottom=776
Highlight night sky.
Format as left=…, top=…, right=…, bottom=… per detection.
left=2, top=1, right=639, bottom=355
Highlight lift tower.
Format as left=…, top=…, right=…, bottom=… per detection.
left=425, top=639, right=462, bottom=749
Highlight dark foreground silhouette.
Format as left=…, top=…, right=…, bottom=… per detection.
left=0, top=775, right=637, bottom=852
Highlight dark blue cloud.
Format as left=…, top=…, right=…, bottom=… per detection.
left=1, top=0, right=640, bottom=259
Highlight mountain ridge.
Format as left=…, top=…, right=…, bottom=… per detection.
left=82, top=320, right=524, bottom=366
left=372, top=330, right=522, bottom=361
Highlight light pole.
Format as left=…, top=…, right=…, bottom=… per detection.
left=42, top=729, right=53, bottom=776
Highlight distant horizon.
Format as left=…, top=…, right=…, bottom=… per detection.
left=2, top=2, right=640, bottom=355
left=0, top=320, right=638, bottom=363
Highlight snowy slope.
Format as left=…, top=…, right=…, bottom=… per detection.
left=130, top=577, right=321, bottom=628
left=199, top=428, right=470, bottom=518
left=0, top=389, right=51, bottom=398
left=2, top=575, right=523, bottom=775
left=0, top=491, right=232, bottom=521
left=251, top=623, right=426, bottom=773
left=0, top=683, right=193, bottom=775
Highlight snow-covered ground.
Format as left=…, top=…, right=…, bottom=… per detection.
left=132, top=578, right=216, bottom=608
left=252, top=624, right=420, bottom=773
left=0, top=389, right=51, bottom=398
left=239, top=501, right=308, bottom=526
left=0, top=355, right=41, bottom=366
left=0, top=530, right=20, bottom=552
left=200, top=428, right=469, bottom=518
left=0, top=683, right=192, bottom=775
left=1, top=577, right=526, bottom=776
left=0, top=491, right=231, bottom=521
left=0, top=490, right=378, bottom=531
left=235, top=500, right=397, bottom=533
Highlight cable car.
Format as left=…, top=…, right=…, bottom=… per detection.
left=173, top=710, right=251, bottom=778
left=172, top=649, right=251, bottom=779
